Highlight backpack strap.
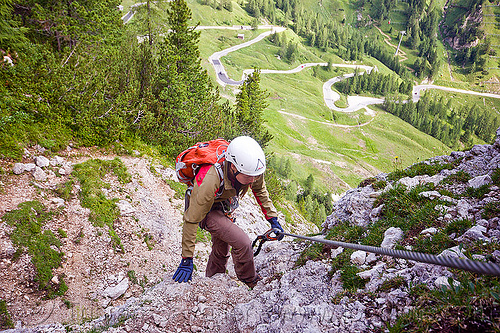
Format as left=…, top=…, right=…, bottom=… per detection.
left=213, top=161, right=225, bottom=199
left=189, top=161, right=225, bottom=199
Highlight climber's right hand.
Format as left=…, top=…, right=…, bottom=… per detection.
left=172, top=257, right=193, bottom=283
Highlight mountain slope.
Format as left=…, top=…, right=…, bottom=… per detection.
left=0, top=146, right=318, bottom=330
left=3, top=129, right=498, bottom=332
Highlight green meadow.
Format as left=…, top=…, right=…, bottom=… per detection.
left=197, top=24, right=451, bottom=192
left=124, top=0, right=500, bottom=193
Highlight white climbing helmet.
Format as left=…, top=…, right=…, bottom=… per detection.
left=226, top=136, right=266, bottom=176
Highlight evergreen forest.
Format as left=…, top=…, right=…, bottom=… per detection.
left=0, top=0, right=270, bottom=161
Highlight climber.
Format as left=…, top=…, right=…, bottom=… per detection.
left=172, top=136, right=284, bottom=288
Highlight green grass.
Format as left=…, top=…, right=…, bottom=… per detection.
left=73, top=158, right=131, bottom=252
left=198, top=28, right=266, bottom=60
left=443, top=170, right=471, bottom=184
left=393, top=274, right=500, bottom=332
left=196, top=22, right=452, bottom=193
left=387, top=159, right=458, bottom=182
left=165, top=178, right=186, bottom=199
left=0, top=299, right=14, bottom=330
left=196, top=228, right=211, bottom=243
left=53, top=180, right=74, bottom=201
left=187, top=0, right=254, bottom=26
left=377, top=275, right=406, bottom=293
left=330, top=249, right=367, bottom=290
left=1, top=201, right=67, bottom=298
left=483, top=201, right=500, bottom=220
left=295, top=242, right=326, bottom=267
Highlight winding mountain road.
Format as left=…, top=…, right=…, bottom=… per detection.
left=202, top=26, right=500, bottom=114
left=207, top=26, right=286, bottom=85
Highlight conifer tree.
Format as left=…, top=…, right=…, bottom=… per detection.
left=235, top=70, right=273, bottom=147
left=147, top=0, right=233, bottom=152
left=0, top=0, right=28, bottom=51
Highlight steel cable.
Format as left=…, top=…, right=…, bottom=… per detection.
left=280, top=232, right=500, bottom=276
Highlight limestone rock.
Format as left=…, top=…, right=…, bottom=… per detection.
left=351, top=250, right=366, bottom=265
left=117, top=200, right=135, bottom=216
left=35, top=155, right=50, bottom=168
left=103, top=277, right=129, bottom=300
left=58, top=163, right=73, bottom=175
left=397, top=174, right=445, bottom=189
left=357, top=263, right=385, bottom=280
left=12, top=163, right=25, bottom=174
left=468, top=175, right=492, bottom=189
left=456, top=199, right=472, bottom=220
left=380, top=227, right=403, bottom=249
left=420, top=227, right=438, bottom=236
left=322, top=186, right=377, bottom=229
left=438, top=246, right=467, bottom=259
left=434, top=276, right=460, bottom=289
left=51, top=197, right=65, bottom=208
left=32, top=166, right=47, bottom=181
left=419, top=191, right=441, bottom=200
left=24, top=163, right=36, bottom=172
left=458, top=225, right=488, bottom=242
left=50, top=156, right=65, bottom=166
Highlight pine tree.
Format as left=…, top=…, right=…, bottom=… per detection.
left=0, top=0, right=28, bottom=51
left=132, top=0, right=170, bottom=49
left=148, top=0, right=233, bottom=152
left=235, top=70, right=273, bottom=147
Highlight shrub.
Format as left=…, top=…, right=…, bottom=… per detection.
left=387, top=161, right=454, bottom=182
left=443, top=170, right=471, bottom=184
left=1, top=201, right=66, bottom=296
left=0, top=299, right=13, bottom=329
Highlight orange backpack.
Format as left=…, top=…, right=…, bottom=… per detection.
left=175, top=139, right=229, bottom=196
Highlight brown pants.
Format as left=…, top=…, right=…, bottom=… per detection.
left=201, top=210, right=256, bottom=283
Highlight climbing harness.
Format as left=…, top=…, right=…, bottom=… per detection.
left=252, top=229, right=500, bottom=276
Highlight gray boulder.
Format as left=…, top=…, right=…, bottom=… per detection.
left=380, top=227, right=403, bottom=249
left=322, top=186, right=377, bottom=229
left=35, top=155, right=50, bottom=168
left=468, top=175, right=492, bottom=189
left=103, top=277, right=130, bottom=300
left=12, top=163, right=25, bottom=175
left=24, top=163, right=36, bottom=172
left=32, top=166, right=47, bottom=181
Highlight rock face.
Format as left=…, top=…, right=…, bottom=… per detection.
left=3, top=127, right=500, bottom=333
left=323, top=185, right=378, bottom=229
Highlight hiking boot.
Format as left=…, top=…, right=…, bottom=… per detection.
left=244, top=274, right=262, bottom=289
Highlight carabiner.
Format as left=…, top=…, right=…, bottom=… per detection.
left=252, top=228, right=282, bottom=256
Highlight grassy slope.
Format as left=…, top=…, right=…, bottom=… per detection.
left=192, top=1, right=452, bottom=192
left=125, top=0, right=484, bottom=193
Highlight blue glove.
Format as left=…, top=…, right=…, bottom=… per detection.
left=268, top=217, right=284, bottom=240
left=172, top=257, right=193, bottom=282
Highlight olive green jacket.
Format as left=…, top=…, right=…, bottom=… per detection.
left=181, top=162, right=277, bottom=258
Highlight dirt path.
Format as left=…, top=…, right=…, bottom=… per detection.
left=374, top=25, right=408, bottom=62
left=278, top=110, right=375, bottom=128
